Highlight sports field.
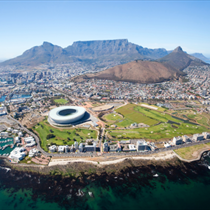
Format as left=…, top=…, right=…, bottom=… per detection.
left=33, top=120, right=97, bottom=152
left=54, top=98, right=68, bottom=105
left=104, top=113, right=123, bottom=125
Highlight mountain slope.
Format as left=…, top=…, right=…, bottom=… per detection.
left=76, top=46, right=209, bottom=84
left=190, top=53, right=210, bottom=62
left=158, top=46, right=207, bottom=71
left=79, top=60, right=182, bottom=83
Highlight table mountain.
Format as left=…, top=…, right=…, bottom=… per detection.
left=0, top=39, right=168, bottom=67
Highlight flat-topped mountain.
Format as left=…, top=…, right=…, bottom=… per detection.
left=76, top=47, right=209, bottom=84
left=0, top=39, right=168, bottom=67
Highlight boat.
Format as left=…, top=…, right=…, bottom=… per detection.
left=208, top=166, right=210, bottom=170
left=153, top=174, right=159, bottom=177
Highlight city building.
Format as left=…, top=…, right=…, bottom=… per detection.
left=49, top=145, right=57, bottom=153
left=172, top=136, right=183, bottom=145
left=9, top=147, right=26, bottom=162
left=182, top=135, right=191, bottom=143
left=202, top=132, right=210, bottom=139
left=136, top=140, right=151, bottom=152
left=192, top=134, right=204, bottom=141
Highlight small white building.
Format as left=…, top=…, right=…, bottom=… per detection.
left=18, top=132, right=23, bottom=137
left=128, top=144, right=136, bottom=151
left=58, top=146, right=65, bottom=153
left=164, top=142, right=172, bottom=148
left=12, top=129, right=19, bottom=134
left=14, top=136, right=21, bottom=143
left=0, top=132, right=8, bottom=137
left=202, top=132, right=210, bottom=139
left=49, top=145, right=57, bottom=153
left=192, top=134, right=204, bottom=141
left=7, top=127, right=13, bottom=132
left=9, top=147, right=26, bottom=162
left=26, top=140, right=36, bottom=147
left=182, top=135, right=191, bottom=143
left=136, top=140, right=151, bottom=152
left=172, top=136, right=183, bottom=145
left=74, top=141, right=79, bottom=150
left=29, top=148, right=39, bottom=157
left=24, top=137, right=34, bottom=143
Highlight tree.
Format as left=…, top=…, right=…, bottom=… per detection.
left=46, top=133, right=55, bottom=139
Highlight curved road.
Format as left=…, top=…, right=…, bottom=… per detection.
left=7, top=115, right=210, bottom=158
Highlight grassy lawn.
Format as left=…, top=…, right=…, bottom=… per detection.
left=107, top=103, right=208, bottom=141
left=174, top=144, right=210, bottom=160
left=109, top=122, right=207, bottom=141
left=33, top=120, right=97, bottom=152
left=54, top=98, right=68, bottom=105
left=104, top=113, right=123, bottom=125
left=187, top=113, right=210, bottom=127
left=115, top=104, right=159, bottom=127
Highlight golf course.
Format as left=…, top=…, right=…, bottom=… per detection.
left=106, top=103, right=208, bottom=141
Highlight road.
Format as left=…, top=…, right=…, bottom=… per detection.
left=6, top=114, right=210, bottom=159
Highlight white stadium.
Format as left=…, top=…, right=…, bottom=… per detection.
left=48, top=106, right=86, bottom=126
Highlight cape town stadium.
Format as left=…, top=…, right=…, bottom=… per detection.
left=48, top=106, right=86, bottom=126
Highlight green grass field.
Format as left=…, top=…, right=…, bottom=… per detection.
left=174, top=144, right=210, bottom=160
left=107, top=103, right=207, bottom=141
left=115, top=104, right=159, bottom=127
left=104, top=113, right=123, bottom=124
left=54, top=98, right=68, bottom=105
left=109, top=122, right=207, bottom=141
left=33, top=120, right=97, bottom=152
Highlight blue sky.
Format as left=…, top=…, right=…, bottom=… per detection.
left=1, top=0, right=210, bottom=60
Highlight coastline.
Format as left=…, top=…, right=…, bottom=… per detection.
left=1, top=147, right=209, bottom=176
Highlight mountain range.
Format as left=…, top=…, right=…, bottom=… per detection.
left=0, top=39, right=209, bottom=69
left=75, top=46, right=209, bottom=84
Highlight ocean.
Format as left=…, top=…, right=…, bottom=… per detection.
left=0, top=155, right=210, bottom=210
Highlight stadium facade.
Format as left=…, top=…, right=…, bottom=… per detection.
left=48, top=106, right=86, bottom=126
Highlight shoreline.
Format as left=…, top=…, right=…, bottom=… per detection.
left=1, top=146, right=210, bottom=175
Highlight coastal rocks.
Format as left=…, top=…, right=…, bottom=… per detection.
left=88, top=191, right=94, bottom=197
left=0, top=157, right=210, bottom=209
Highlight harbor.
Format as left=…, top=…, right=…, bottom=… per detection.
left=0, top=137, right=15, bottom=157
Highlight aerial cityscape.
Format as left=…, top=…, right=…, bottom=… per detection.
left=0, top=1, right=210, bottom=210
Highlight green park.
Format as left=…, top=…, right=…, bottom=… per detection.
left=33, top=119, right=97, bottom=152
left=54, top=98, right=68, bottom=105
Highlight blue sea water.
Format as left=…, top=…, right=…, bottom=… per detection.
left=0, top=95, right=31, bottom=102
left=0, top=157, right=210, bottom=210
